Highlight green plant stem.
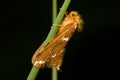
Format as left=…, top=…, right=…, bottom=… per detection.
left=52, top=67, right=58, bottom=80
left=52, top=0, right=58, bottom=80
left=52, top=0, right=57, bottom=23
left=27, top=66, right=40, bottom=80
left=27, top=0, right=71, bottom=80
left=43, top=0, right=71, bottom=45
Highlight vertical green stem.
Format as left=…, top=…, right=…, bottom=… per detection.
left=52, top=0, right=58, bottom=80
left=52, top=67, right=58, bottom=80
left=27, top=0, right=71, bottom=80
left=52, top=0, right=57, bottom=23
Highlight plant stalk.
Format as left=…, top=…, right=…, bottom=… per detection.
left=52, top=0, right=58, bottom=80
left=27, top=0, right=71, bottom=80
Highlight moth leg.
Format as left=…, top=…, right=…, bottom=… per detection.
left=52, top=24, right=62, bottom=27
left=60, top=8, right=68, bottom=16
left=50, top=24, right=62, bottom=29
left=50, top=8, right=68, bottom=29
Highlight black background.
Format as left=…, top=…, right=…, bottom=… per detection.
left=1, top=0, right=120, bottom=80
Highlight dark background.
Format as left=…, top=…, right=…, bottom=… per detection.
left=1, top=0, right=119, bottom=80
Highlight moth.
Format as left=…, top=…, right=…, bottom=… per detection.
left=32, top=11, right=84, bottom=70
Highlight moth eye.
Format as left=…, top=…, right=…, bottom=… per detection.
left=71, top=12, right=78, bottom=17
left=71, top=13, right=76, bottom=16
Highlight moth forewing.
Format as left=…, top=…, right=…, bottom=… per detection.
left=46, top=48, right=65, bottom=70
left=32, top=11, right=83, bottom=70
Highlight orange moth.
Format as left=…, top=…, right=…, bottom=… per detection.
left=32, top=11, right=84, bottom=70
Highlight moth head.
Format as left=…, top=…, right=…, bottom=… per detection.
left=69, top=11, right=84, bottom=32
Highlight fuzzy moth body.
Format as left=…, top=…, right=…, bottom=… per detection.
left=32, top=11, right=83, bottom=70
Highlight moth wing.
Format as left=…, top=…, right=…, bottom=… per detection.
left=32, top=22, right=77, bottom=69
